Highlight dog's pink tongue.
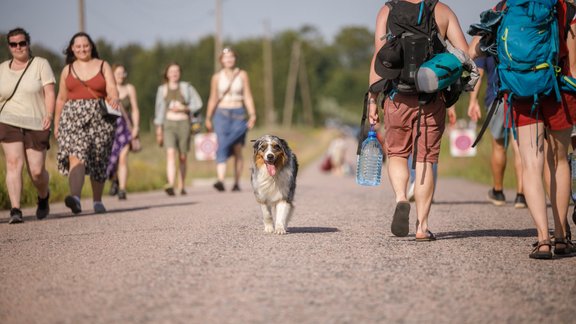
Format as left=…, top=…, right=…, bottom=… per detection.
left=266, top=163, right=276, bottom=176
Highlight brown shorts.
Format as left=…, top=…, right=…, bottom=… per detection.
left=383, top=94, right=445, bottom=163
left=0, top=122, right=51, bottom=151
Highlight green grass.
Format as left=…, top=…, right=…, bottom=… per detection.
left=0, top=127, right=337, bottom=210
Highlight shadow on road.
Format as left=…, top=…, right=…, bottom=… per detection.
left=289, top=227, right=339, bottom=234
left=1, top=201, right=199, bottom=223
left=439, top=228, right=536, bottom=240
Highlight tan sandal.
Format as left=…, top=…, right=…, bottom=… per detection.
left=529, top=239, right=552, bottom=260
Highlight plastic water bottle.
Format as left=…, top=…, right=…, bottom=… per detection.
left=356, top=129, right=383, bottom=186
left=571, top=153, right=576, bottom=202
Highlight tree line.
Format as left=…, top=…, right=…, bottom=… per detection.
left=0, top=25, right=375, bottom=132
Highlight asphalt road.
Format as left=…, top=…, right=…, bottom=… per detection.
left=1, top=139, right=575, bottom=324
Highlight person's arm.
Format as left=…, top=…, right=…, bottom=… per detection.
left=54, top=67, right=69, bottom=138
left=102, top=61, right=120, bottom=109
left=154, top=85, right=166, bottom=145
left=241, top=70, right=257, bottom=129
left=468, top=36, right=482, bottom=60
left=467, top=67, right=485, bottom=122
left=42, top=83, right=55, bottom=130
left=368, top=4, right=390, bottom=126
left=205, top=73, right=219, bottom=132
left=186, top=82, right=203, bottom=114
left=127, top=83, right=140, bottom=138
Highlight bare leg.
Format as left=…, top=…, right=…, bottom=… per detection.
left=544, top=129, right=571, bottom=240
left=2, top=142, right=25, bottom=209
left=517, top=124, right=550, bottom=251
left=216, top=162, right=227, bottom=183
left=414, top=161, right=435, bottom=236
left=178, top=153, right=187, bottom=192
left=166, top=148, right=177, bottom=187
left=387, top=156, right=409, bottom=202
left=491, top=137, right=507, bottom=191
left=68, top=156, right=86, bottom=197
left=24, top=147, right=50, bottom=198
left=117, top=146, right=130, bottom=191
left=510, top=136, right=524, bottom=194
left=90, top=178, right=104, bottom=203
left=232, top=143, right=243, bottom=186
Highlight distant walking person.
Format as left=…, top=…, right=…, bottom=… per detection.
left=154, top=62, right=202, bottom=196
left=467, top=55, right=526, bottom=208
left=54, top=32, right=121, bottom=215
left=205, top=47, right=257, bottom=192
left=0, top=28, right=55, bottom=223
left=107, top=64, right=141, bottom=200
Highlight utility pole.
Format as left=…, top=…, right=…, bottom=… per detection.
left=283, top=41, right=301, bottom=128
left=262, top=20, right=276, bottom=126
left=214, top=0, right=223, bottom=72
left=78, top=0, right=85, bottom=32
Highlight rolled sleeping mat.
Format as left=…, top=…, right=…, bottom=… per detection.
left=416, top=53, right=463, bottom=94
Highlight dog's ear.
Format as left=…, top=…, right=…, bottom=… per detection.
left=278, top=138, right=290, bottom=152
left=252, top=138, right=261, bottom=152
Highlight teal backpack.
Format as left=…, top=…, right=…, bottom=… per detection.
left=470, top=0, right=576, bottom=147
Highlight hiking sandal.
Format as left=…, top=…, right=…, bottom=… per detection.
left=554, top=237, right=576, bottom=257
left=529, top=239, right=553, bottom=260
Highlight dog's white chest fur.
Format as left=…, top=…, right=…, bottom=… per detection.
left=253, top=165, right=290, bottom=203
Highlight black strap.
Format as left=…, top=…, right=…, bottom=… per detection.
left=472, top=92, right=504, bottom=148
left=357, top=91, right=371, bottom=155
left=0, top=57, right=35, bottom=114
left=412, top=106, right=423, bottom=170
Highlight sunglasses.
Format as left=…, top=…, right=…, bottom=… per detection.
left=9, top=41, right=28, bottom=48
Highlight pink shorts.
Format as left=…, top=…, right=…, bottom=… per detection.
left=507, top=92, right=576, bottom=130
left=383, top=94, right=445, bottom=163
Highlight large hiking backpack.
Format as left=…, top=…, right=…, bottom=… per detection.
left=496, top=0, right=562, bottom=103
left=373, top=0, right=446, bottom=94
left=470, top=0, right=576, bottom=147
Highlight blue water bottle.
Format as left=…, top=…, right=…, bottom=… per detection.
left=356, top=127, right=383, bottom=186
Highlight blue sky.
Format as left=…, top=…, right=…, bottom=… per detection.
left=0, top=0, right=489, bottom=53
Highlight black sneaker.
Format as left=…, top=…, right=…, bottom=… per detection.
left=109, top=179, right=119, bottom=196
left=36, top=191, right=50, bottom=219
left=232, top=184, right=241, bottom=192
left=64, top=195, right=82, bottom=214
left=213, top=181, right=225, bottom=192
left=514, top=193, right=527, bottom=209
left=488, top=188, right=506, bottom=206
left=118, top=190, right=127, bottom=200
left=8, top=208, right=23, bottom=224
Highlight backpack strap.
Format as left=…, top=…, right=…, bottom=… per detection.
left=472, top=92, right=504, bottom=148
left=564, top=1, right=576, bottom=38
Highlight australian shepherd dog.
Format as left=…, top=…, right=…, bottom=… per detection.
left=251, top=135, right=298, bottom=234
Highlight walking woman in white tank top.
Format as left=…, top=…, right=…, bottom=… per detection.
left=205, top=47, right=257, bottom=192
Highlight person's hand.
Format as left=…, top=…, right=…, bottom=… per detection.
left=42, top=115, right=52, bottom=130
left=205, top=119, right=213, bottom=132
left=109, top=98, right=121, bottom=110
left=468, top=98, right=482, bottom=122
left=247, top=114, right=256, bottom=129
left=155, top=127, right=163, bottom=146
left=368, top=98, right=380, bottom=126
left=447, top=106, right=457, bottom=127
left=131, top=127, right=139, bottom=139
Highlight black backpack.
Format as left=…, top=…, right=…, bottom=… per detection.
left=373, top=0, right=446, bottom=94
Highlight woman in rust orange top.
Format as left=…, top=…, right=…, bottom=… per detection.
left=54, top=32, right=120, bottom=215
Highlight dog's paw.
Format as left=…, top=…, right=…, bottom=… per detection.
left=264, top=224, right=274, bottom=233
left=274, top=226, right=287, bottom=235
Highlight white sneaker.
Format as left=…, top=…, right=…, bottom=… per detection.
left=93, top=201, right=107, bottom=214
